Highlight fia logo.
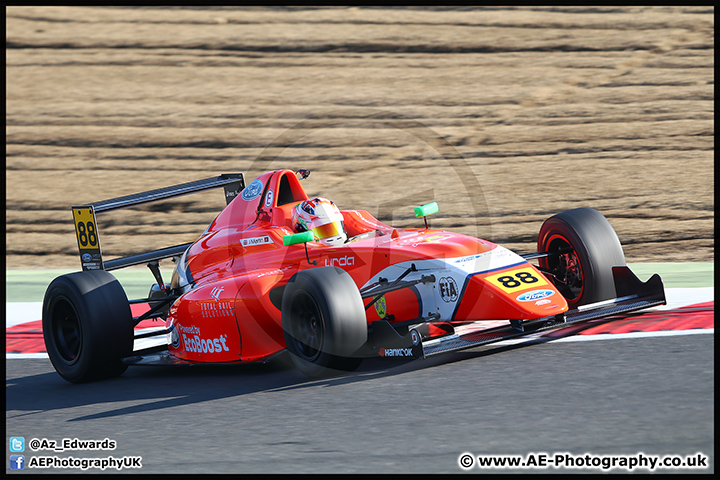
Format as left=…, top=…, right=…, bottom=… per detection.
left=438, top=277, right=459, bottom=303
left=210, top=286, right=225, bottom=302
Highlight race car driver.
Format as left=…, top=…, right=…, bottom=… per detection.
left=291, top=197, right=347, bottom=246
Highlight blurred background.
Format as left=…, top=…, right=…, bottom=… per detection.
left=6, top=6, right=714, bottom=269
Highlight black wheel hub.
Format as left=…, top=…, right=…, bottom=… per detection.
left=559, top=252, right=582, bottom=290
left=548, top=239, right=584, bottom=301
left=51, top=298, right=82, bottom=364
left=289, top=292, right=324, bottom=361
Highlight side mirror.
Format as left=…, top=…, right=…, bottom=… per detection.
left=414, top=202, right=438, bottom=229
left=282, top=230, right=314, bottom=246
left=283, top=231, right=317, bottom=265
left=414, top=202, right=438, bottom=218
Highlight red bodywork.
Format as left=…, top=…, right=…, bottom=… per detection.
left=165, top=169, right=568, bottom=363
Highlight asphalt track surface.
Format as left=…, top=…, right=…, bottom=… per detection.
left=6, top=330, right=713, bottom=474
left=5, top=265, right=714, bottom=473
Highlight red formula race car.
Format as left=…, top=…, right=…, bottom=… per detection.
left=42, top=169, right=666, bottom=382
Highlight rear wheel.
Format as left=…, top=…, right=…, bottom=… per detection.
left=42, top=270, right=134, bottom=383
left=538, top=207, right=626, bottom=308
left=281, top=267, right=367, bottom=377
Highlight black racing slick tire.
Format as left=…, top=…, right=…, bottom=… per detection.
left=538, top=207, right=626, bottom=309
left=281, top=266, right=367, bottom=378
left=42, top=270, right=134, bottom=383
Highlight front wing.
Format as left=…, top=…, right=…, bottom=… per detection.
left=367, top=266, right=666, bottom=359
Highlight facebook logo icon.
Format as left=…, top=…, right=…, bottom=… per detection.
left=10, top=455, right=25, bottom=470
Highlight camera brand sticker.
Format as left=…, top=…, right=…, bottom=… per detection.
left=241, top=179, right=263, bottom=201
left=516, top=289, right=556, bottom=302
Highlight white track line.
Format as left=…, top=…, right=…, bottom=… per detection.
left=6, top=288, right=714, bottom=360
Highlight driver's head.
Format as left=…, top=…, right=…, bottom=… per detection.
left=291, top=197, right=347, bottom=246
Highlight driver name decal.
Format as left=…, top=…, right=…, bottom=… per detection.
left=241, top=236, right=272, bottom=247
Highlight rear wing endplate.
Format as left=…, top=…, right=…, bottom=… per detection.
left=72, top=173, right=244, bottom=271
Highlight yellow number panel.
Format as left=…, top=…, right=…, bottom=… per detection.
left=486, top=266, right=550, bottom=294
left=72, top=206, right=103, bottom=270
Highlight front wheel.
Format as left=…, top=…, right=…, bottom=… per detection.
left=281, top=267, right=367, bottom=378
left=538, top=207, right=626, bottom=309
left=42, top=270, right=134, bottom=383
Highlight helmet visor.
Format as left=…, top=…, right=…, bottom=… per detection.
left=311, top=221, right=344, bottom=240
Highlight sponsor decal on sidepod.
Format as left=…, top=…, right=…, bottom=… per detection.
left=241, top=179, right=263, bottom=201
left=176, top=324, right=229, bottom=353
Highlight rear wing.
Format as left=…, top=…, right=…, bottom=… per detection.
left=72, top=173, right=244, bottom=271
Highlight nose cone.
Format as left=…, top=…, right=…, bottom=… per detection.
left=454, top=264, right=568, bottom=321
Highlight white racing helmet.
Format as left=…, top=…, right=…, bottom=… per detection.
left=291, top=197, right=347, bottom=246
